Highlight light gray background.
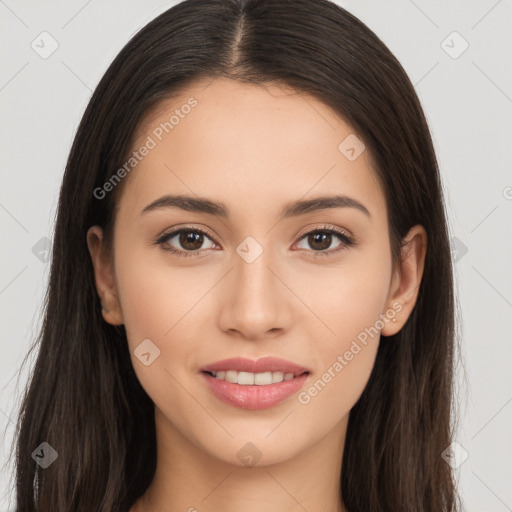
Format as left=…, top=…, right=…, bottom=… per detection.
left=1, top=1, right=511, bottom=510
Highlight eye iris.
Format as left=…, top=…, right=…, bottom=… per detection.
left=180, top=231, right=204, bottom=250
left=308, top=232, right=332, bottom=251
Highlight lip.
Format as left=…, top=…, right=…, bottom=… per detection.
left=200, top=357, right=311, bottom=410
left=201, top=356, right=310, bottom=375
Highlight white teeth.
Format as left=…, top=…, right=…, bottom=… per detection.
left=209, top=370, right=301, bottom=385
left=225, top=370, right=238, bottom=383
left=254, top=371, right=272, bottom=385
left=271, top=371, right=284, bottom=383
left=237, top=371, right=254, bottom=385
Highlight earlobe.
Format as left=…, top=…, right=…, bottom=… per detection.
left=381, top=225, right=427, bottom=337
left=86, top=226, right=124, bottom=326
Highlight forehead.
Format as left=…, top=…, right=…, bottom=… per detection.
left=118, top=77, right=386, bottom=223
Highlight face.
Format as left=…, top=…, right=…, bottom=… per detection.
left=89, top=77, right=417, bottom=468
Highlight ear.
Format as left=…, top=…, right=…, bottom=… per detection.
left=86, top=226, right=124, bottom=326
left=381, top=225, right=427, bottom=337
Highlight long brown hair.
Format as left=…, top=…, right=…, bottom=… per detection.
left=10, top=0, right=460, bottom=510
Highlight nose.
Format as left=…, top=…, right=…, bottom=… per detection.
left=217, top=244, right=293, bottom=342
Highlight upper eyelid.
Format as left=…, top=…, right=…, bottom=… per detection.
left=296, top=224, right=352, bottom=240
left=157, top=225, right=218, bottom=245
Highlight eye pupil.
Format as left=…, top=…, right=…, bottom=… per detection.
left=180, top=231, right=204, bottom=250
left=308, top=232, right=332, bottom=251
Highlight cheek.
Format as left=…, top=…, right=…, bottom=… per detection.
left=293, top=248, right=391, bottom=413
left=113, top=234, right=194, bottom=342
left=114, top=257, right=202, bottom=432
left=112, top=242, right=188, bottom=377
left=113, top=239, right=224, bottom=401
left=295, top=242, right=392, bottom=345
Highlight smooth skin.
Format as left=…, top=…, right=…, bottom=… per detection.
left=87, top=77, right=427, bottom=512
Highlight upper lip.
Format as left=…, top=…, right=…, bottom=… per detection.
left=201, top=357, right=310, bottom=376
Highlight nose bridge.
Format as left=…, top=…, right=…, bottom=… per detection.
left=217, top=234, right=291, bottom=339
left=237, top=243, right=273, bottom=300
left=235, top=234, right=278, bottom=313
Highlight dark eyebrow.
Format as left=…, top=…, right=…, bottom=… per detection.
left=141, top=194, right=371, bottom=219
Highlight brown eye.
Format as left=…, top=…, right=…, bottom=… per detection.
left=295, top=226, right=355, bottom=256
left=178, top=231, right=205, bottom=251
left=157, top=228, right=217, bottom=256
left=305, top=232, right=335, bottom=251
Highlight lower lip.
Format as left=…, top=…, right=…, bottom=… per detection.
left=201, top=372, right=310, bottom=410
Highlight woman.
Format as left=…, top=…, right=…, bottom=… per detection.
left=12, top=0, right=460, bottom=510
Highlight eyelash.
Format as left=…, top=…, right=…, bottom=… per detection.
left=155, top=224, right=356, bottom=259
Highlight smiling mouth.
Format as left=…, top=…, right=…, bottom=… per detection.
left=201, top=370, right=309, bottom=385
left=200, top=358, right=311, bottom=409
